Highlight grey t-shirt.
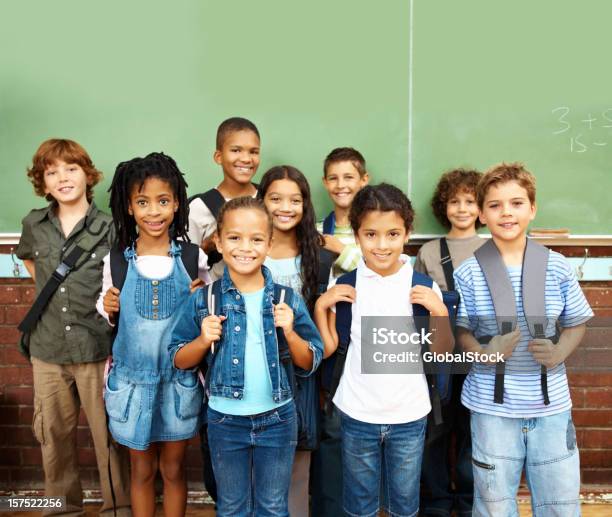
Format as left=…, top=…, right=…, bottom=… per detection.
left=414, top=235, right=486, bottom=291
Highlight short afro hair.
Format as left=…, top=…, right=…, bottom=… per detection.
left=431, top=168, right=482, bottom=229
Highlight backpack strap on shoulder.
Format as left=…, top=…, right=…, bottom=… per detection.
left=439, top=238, right=455, bottom=291
left=191, top=188, right=226, bottom=219
left=317, top=247, right=337, bottom=294
left=109, top=245, right=129, bottom=291
left=322, top=211, right=336, bottom=235
left=327, top=269, right=357, bottom=408
left=202, top=279, right=223, bottom=395
left=177, top=241, right=200, bottom=280
left=273, top=285, right=297, bottom=396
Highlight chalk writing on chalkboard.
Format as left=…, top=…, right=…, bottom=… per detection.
left=552, top=107, right=612, bottom=153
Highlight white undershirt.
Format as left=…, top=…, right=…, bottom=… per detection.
left=96, top=249, right=210, bottom=323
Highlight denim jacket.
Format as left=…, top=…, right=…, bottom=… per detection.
left=169, top=265, right=323, bottom=403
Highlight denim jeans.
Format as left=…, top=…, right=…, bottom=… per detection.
left=471, top=410, right=580, bottom=517
left=207, top=401, right=297, bottom=517
left=340, top=411, right=426, bottom=517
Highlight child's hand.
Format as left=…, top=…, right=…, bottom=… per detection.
left=189, top=278, right=205, bottom=293
left=486, top=329, right=521, bottom=362
left=323, top=234, right=345, bottom=255
left=410, top=285, right=448, bottom=317
left=103, top=287, right=120, bottom=318
left=528, top=338, right=562, bottom=369
left=200, top=315, right=226, bottom=348
left=274, top=303, right=295, bottom=336
left=315, top=284, right=356, bottom=312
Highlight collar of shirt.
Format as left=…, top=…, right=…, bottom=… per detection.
left=357, top=253, right=413, bottom=279
left=43, top=201, right=100, bottom=238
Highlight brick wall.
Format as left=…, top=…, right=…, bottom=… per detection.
left=0, top=266, right=610, bottom=490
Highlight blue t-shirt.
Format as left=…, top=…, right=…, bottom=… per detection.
left=454, top=251, right=593, bottom=418
left=264, top=256, right=303, bottom=295
left=209, top=288, right=289, bottom=415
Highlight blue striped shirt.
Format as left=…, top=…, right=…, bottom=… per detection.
left=454, top=251, right=593, bottom=418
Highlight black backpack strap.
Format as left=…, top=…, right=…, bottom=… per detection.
left=190, top=188, right=226, bottom=219
left=18, top=219, right=111, bottom=336
left=109, top=246, right=128, bottom=291
left=178, top=241, right=200, bottom=280
left=327, top=269, right=357, bottom=409
left=439, top=238, right=455, bottom=291
left=202, top=280, right=223, bottom=396
left=317, top=248, right=337, bottom=294
left=19, top=245, right=89, bottom=333
left=322, top=211, right=335, bottom=235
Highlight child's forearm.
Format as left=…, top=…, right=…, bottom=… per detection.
left=174, top=338, right=210, bottom=369
left=284, top=330, right=314, bottom=370
left=555, top=324, right=587, bottom=363
left=457, top=327, right=484, bottom=354
left=314, top=306, right=339, bottom=358
left=23, top=259, right=35, bottom=281
left=429, top=317, right=454, bottom=354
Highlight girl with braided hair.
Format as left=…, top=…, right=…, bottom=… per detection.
left=97, top=152, right=210, bottom=516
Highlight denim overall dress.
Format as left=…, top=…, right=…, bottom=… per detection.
left=104, top=242, right=202, bottom=450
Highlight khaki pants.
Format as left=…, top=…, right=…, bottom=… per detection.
left=31, top=357, right=131, bottom=516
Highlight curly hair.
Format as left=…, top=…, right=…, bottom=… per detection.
left=477, top=162, right=536, bottom=209
left=257, top=166, right=324, bottom=313
left=431, top=168, right=483, bottom=229
left=216, top=117, right=260, bottom=150
left=108, top=152, right=190, bottom=250
left=27, top=139, right=102, bottom=202
left=323, top=147, right=367, bottom=178
left=350, top=183, right=414, bottom=233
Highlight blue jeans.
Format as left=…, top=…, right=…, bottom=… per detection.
left=340, top=411, right=426, bottom=517
left=207, top=401, right=297, bottom=517
left=471, top=410, right=580, bottom=517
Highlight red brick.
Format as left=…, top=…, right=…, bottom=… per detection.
left=21, top=287, right=36, bottom=304
left=0, top=467, right=10, bottom=486
left=581, top=468, right=612, bottom=485
left=584, top=288, right=612, bottom=308
left=582, top=327, right=612, bottom=348
left=0, top=405, right=19, bottom=422
left=572, top=409, right=612, bottom=427
left=77, top=447, right=97, bottom=466
left=580, top=429, right=612, bottom=448
left=1, top=345, right=29, bottom=366
left=0, top=447, right=21, bottom=465
left=0, top=366, right=33, bottom=386
left=0, top=308, right=5, bottom=325
left=593, top=308, right=612, bottom=317
left=584, top=388, right=612, bottom=408
left=0, top=327, right=21, bottom=345
left=1, top=386, right=33, bottom=405
left=580, top=449, right=612, bottom=468
left=77, top=427, right=93, bottom=447
left=11, top=427, right=38, bottom=447
left=11, top=466, right=44, bottom=486
left=583, top=349, right=612, bottom=370
left=0, top=286, right=21, bottom=304
left=567, top=372, right=612, bottom=387
left=19, top=405, right=33, bottom=424
left=4, top=306, right=29, bottom=326
left=570, top=388, right=585, bottom=408
left=20, top=446, right=42, bottom=466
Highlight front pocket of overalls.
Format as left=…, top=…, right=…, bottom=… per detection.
left=135, top=276, right=176, bottom=320
left=174, top=375, right=203, bottom=420
left=104, top=376, right=135, bottom=423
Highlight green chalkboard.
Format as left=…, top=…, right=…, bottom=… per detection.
left=0, top=0, right=610, bottom=236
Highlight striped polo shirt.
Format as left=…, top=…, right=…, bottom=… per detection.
left=454, top=251, right=593, bottom=418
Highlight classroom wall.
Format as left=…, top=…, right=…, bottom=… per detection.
left=0, top=243, right=610, bottom=491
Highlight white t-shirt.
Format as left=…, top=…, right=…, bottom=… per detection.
left=332, top=255, right=443, bottom=424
